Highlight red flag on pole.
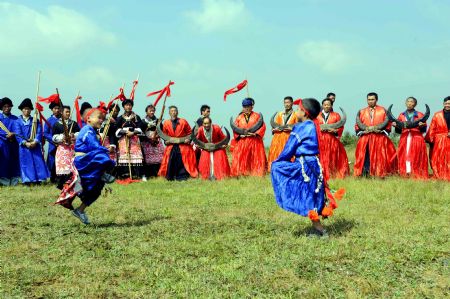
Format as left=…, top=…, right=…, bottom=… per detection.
left=97, top=101, right=107, bottom=114
left=35, top=102, right=51, bottom=128
left=74, top=95, right=83, bottom=127
left=38, top=94, right=61, bottom=105
left=223, top=79, right=248, bottom=102
left=129, top=80, right=139, bottom=100
left=146, top=81, right=175, bottom=107
left=113, top=88, right=126, bottom=101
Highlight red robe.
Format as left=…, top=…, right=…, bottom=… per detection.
left=158, top=118, right=198, bottom=178
left=231, top=112, right=267, bottom=177
left=425, top=111, right=450, bottom=180
left=396, top=111, right=429, bottom=179
left=354, top=105, right=397, bottom=177
left=267, top=110, right=298, bottom=171
left=196, top=125, right=231, bottom=180
left=316, top=111, right=349, bottom=179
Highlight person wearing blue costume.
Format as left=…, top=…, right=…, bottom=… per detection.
left=0, top=97, right=20, bottom=186
left=13, top=98, right=50, bottom=185
left=271, top=98, right=336, bottom=237
left=43, top=102, right=61, bottom=183
left=57, top=107, right=115, bottom=225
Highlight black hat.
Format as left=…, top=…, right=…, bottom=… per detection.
left=122, top=99, right=134, bottom=108
left=80, top=102, right=92, bottom=115
left=299, top=98, right=321, bottom=119
left=0, top=97, right=13, bottom=109
left=18, top=98, right=34, bottom=110
left=49, top=102, right=60, bottom=109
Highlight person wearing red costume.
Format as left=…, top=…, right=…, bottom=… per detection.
left=230, top=98, right=267, bottom=177
left=392, top=97, right=429, bottom=179
left=425, top=97, right=450, bottom=180
left=158, top=106, right=198, bottom=180
left=267, top=96, right=298, bottom=171
left=196, top=117, right=230, bottom=180
left=354, top=92, right=397, bottom=177
left=316, top=98, right=349, bottom=178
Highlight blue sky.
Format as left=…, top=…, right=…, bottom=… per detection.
left=1, top=0, right=449, bottom=141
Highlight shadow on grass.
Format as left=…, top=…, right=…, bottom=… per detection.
left=94, top=215, right=171, bottom=229
left=293, top=218, right=357, bottom=238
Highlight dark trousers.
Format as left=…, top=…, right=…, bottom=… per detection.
left=167, top=145, right=189, bottom=181
left=79, top=182, right=105, bottom=206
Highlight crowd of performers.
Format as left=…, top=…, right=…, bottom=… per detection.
left=0, top=93, right=449, bottom=229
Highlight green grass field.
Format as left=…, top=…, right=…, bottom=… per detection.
left=1, top=168, right=449, bottom=298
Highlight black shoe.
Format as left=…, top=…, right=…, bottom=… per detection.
left=101, top=173, right=115, bottom=184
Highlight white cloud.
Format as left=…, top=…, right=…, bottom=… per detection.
left=159, top=60, right=203, bottom=77
left=0, top=2, right=117, bottom=57
left=298, top=41, right=360, bottom=73
left=185, top=0, right=248, bottom=33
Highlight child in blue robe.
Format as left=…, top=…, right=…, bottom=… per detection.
left=271, top=98, right=335, bottom=236
left=64, top=108, right=116, bottom=224
left=14, top=98, right=50, bottom=184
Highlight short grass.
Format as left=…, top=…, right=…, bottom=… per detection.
left=1, top=173, right=449, bottom=298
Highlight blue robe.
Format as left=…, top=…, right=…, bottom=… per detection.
left=0, top=113, right=20, bottom=181
left=43, top=115, right=59, bottom=172
left=14, top=116, right=50, bottom=183
left=271, top=120, right=325, bottom=217
left=74, top=125, right=115, bottom=192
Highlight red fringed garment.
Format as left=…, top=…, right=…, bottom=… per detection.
left=425, top=111, right=450, bottom=180
left=316, top=112, right=349, bottom=179
left=196, top=125, right=231, bottom=180
left=396, top=111, right=429, bottom=179
left=230, top=112, right=267, bottom=177
left=267, top=111, right=298, bottom=172
left=354, top=105, right=397, bottom=177
left=158, top=118, right=198, bottom=178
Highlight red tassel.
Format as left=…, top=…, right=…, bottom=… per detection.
left=321, top=206, right=333, bottom=217
left=308, top=210, right=320, bottom=221
left=334, top=188, right=346, bottom=200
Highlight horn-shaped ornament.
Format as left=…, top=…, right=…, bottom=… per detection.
left=356, top=108, right=389, bottom=132
left=320, top=107, right=347, bottom=131
left=156, top=120, right=191, bottom=144
left=230, top=113, right=264, bottom=135
left=410, top=104, right=430, bottom=128
left=191, top=127, right=231, bottom=152
left=270, top=112, right=295, bottom=131
left=387, top=104, right=404, bottom=130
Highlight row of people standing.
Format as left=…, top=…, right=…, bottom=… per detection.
left=1, top=93, right=449, bottom=186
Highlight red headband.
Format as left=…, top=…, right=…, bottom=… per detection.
left=294, top=98, right=309, bottom=117
left=84, top=108, right=104, bottom=123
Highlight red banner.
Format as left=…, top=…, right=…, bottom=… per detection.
left=223, top=79, right=247, bottom=102
left=38, top=94, right=61, bottom=105
left=129, top=80, right=139, bottom=100
left=74, top=95, right=83, bottom=127
left=146, top=81, right=175, bottom=107
left=113, top=88, right=126, bottom=101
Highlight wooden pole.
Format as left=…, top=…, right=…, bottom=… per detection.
left=245, top=76, right=250, bottom=98
left=158, top=80, right=172, bottom=124
left=30, top=71, right=41, bottom=140
left=68, top=91, right=80, bottom=134
left=101, top=94, right=116, bottom=146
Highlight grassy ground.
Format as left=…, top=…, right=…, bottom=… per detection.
left=1, top=172, right=449, bottom=298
